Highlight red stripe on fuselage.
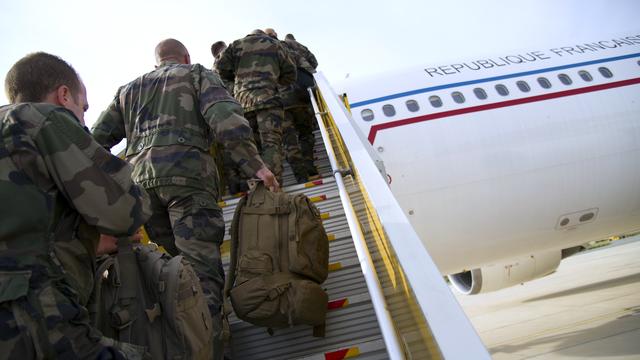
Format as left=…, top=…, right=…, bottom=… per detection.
left=367, top=77, right=640, bottom=144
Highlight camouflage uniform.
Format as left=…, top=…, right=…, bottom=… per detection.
left=280, top=39, right=320, bottom=180
left=91, top=61, right=265, bottom=359
left=213, top=55, right=234, bottom=96
left=213, top=51, right=245, bottom=194
left=216, top=30, right=297, bottom=183
left=284, top=37, right=318, bottom=74
left=0, top=103, right=151, bottom=359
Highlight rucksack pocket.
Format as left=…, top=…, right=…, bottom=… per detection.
left=236, top=251, right=273, bottom=284
left=169, top=259, right=213, bottom=360
left=289, top=279, right=328, bottom=326
left=229, top=275, right=290, bottom=327
left=289, top=196, right=329, bottom=283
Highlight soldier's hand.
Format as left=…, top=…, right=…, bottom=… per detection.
left=256, top=166, right=280, bottom=192
left=97, top=234, right=118, bottom=255
left=97, top=232, right=144, bottom=255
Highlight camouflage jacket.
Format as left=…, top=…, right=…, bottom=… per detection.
left=216, top=30, right=297, bottom=112
left=284, top=38, right=318, bottom=73
left=279, top=41, right=317, bottom=108
left=91, top=61, right=264, bottom=197
left=0, top=103, right=151, bottom=305
left=213, top=55, right=235, bottom=96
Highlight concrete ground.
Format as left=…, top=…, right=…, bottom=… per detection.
left=455, top=235, right=640, bottom=359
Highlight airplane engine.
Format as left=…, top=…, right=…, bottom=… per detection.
left=448, top=250, right=561, bottom=295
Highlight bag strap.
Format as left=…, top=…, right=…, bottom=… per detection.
left=287, top=195, right=301, bottom=274
left=88, top=255, right=116, bottom=325
left=224, top=194, right=247, bottom=298
left=112, top=236, right=139, bottom=342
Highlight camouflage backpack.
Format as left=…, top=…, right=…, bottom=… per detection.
left=89, top=239, right=213, bottom=359
left=225, top=182, right=329, bottom=335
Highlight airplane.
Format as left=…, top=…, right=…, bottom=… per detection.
left=331, top=32, right=640, bottom=295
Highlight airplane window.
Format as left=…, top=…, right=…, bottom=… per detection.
left=537, top=77, right=552, bottom=89
left=361, top=109, right=375, bottom=121
left=429, top=95, right=443, bottom=108
left=516, top=81, right=531, bottom=92
left=495, top=84, right=509, bottom=96
left=451, top=91, right=465, bottom=104
left=578, top=70, right=593, bottom=82
left=406, top=99, right=420, bottom=112
left=382, top=104, right=396, bottom=117
left=558, top=73, right=572, bottom=85
left=473, top=88, right=488, bottom=100
left=598, top=67, right=613, bottom=78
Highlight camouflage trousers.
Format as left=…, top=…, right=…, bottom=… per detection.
left=143, top=185, right=225, bottom=360
left=284, top=105, right=319, bottom=181
left=0, top=270, right=146, bottom=359
left=245, top=107, right=284, bottom=183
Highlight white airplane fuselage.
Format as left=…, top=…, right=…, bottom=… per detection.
left=337, top=34, right=640, bottom=276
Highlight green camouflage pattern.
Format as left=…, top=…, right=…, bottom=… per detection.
left=284, top=106, right=318, bottom=179
left=278, top=41, right=309, bottom=109
left=244, top=107, right=285, bottom=182
left=91, top=61, right=265, bottom=197
left=0, top=274, right=148, bottom=360
left=277, top=39, right=319, bottom=180
left=0, top=103, right=151, bottom=359
left=281, top=109, right=308, bottom=182
left=213, top=56, right=235, bottom=95
left=284, top=38, right=318, bottom=73
left=92, top=62, right=262, bottom=360
left=142, top=185, right=225, bottom=358
left=216, top=30, right=297, bottom=112
left=212, top=55, right=243, bottom=193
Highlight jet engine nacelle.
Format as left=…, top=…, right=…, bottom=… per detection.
left=448, top=250, right=561, bottom=295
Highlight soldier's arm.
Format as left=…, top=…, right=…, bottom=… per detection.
left=208, top=102, right=280, bottom=190
left=36, top=109, right=151, bottom=236
left=91, top=91, right=126, bottom=150
left=304, top=47, right=318, bottom=70
left=278, top=43, right=298, bottom=87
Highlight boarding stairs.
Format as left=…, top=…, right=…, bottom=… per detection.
left=218, top=73, right=490, bottom=360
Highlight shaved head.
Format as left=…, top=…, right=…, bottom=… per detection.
left=264, top=28, right=278, bottom=39
left=155, top=38, right=190, bottom=65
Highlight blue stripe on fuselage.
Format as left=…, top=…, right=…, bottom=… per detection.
left=349, top=52, right=640, bottom=108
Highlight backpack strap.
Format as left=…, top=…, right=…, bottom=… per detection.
left=224, top=194, right=247, bottom=298
left=112, top=236, right=139, bottom=341
left=88, top=255, right=116, bottom=326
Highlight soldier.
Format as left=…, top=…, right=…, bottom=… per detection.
left=210, top=41, right=234, bottom=92
left=284, top=33, right=318, bottom=74
left=211, top=41, right=226, bottom=69
left=278, top=32, right=321, bottom=180
left=0, top=52, right=151, bottom=359
left=211, top=40, right=245, bottom=194
left=216, top=29, right=297, bottom=184
left=91, top=39, right=279, bottom=359
left=262, top=28, right=313, bottom=183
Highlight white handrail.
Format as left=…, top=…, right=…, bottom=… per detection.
left=309, top=88, right=406, bottom=360
left=311, top=72, right=491, bottom=360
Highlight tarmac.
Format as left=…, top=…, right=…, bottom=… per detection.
left=455, top=235, right=640, bottom=359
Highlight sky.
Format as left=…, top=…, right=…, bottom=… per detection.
left=1, top=0, right=638, bottom=131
